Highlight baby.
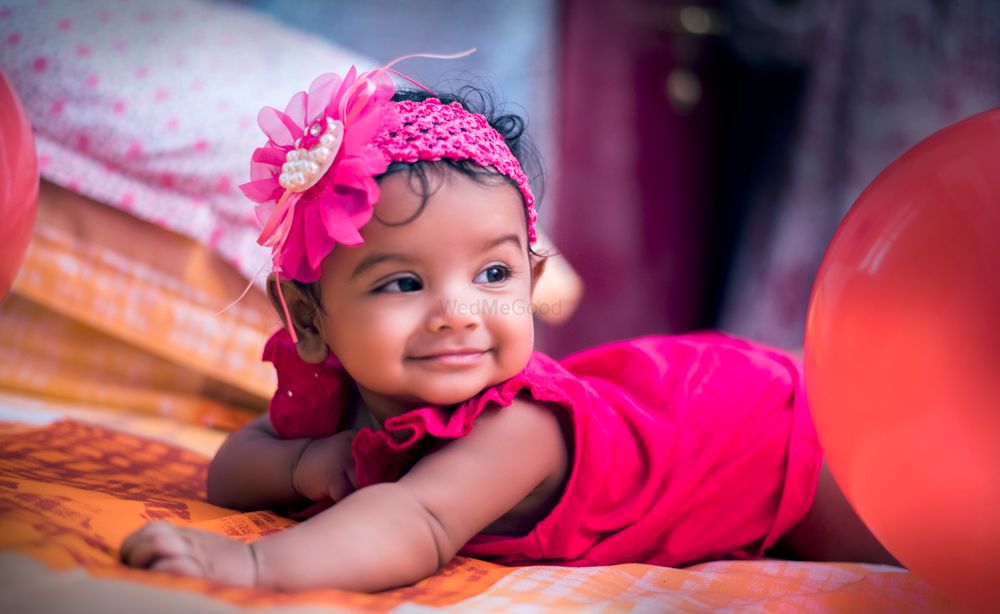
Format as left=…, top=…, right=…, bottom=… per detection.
left=121, top=60, right=898, bottom=592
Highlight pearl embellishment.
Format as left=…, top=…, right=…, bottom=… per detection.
left=279, top=117, right=344, bottom=192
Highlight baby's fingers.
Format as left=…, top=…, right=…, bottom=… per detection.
left=120, top=521, right=191, bottom=569
left=150, top=555, right=205, bottom=577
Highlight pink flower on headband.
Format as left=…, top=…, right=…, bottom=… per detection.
left=239, top=66, right=396, bottom=282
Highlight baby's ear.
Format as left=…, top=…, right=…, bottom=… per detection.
left=529, top=255, right=548, bottom=295
left=265, top=275, right=329, bottom=364
left=528, top=230, right=585, bottom=325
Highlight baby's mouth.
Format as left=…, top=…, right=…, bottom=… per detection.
left=409, top=348, right=490, bottom=366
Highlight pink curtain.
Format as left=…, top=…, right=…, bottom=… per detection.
left=719, top=0, right=1000, bottom=349
left=540, top=0, right=720, bottom=358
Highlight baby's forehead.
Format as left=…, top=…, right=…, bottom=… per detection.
left=370, top=170, right=528, bottom=237
left=321, top=193, right=529, bottom=283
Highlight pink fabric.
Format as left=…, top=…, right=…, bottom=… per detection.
left=263, top=330, right=351, bottom=439
left=720, top=1, right=1000, bottom=348
left=265, top=329, right=823, bottom=567
left=540, top=0, right=719, bottom=359
left=0, top=0, right=373, bottom=283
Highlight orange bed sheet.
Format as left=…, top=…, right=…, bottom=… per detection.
left=0, top=393, right=960, bottom=613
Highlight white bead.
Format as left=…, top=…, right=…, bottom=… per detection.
left=287, top=149, right=300, bottom=162
left=309, top=123, right=321, bottom=137
left=320, top=133, right=335, bottom=147
left=292, top=172, right=305, bottom=186
left=305, top=161, right=319, bottom=174
left=313, top=147, right=330, bottom=162
left=279, top=173, right=290, bottom=188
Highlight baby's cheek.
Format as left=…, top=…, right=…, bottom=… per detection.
left=497, top=311, right=535, bottom=376
left=327, top=312, right=384, bottom=360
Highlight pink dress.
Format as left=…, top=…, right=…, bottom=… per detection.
left=264, top=329, right=823, bottom=567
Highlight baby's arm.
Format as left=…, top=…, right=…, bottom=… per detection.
left=122, top=396, right=567, bottom=592
left=206, top=414, right=356, bottom=510
left=254, top=397, right=566, bottom=591
left=206, top=414, right=307, bottom=510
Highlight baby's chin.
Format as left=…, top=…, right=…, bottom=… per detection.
left=410, top=383, right=501, bottom=408
left=408, top=370, right=524, bottom=408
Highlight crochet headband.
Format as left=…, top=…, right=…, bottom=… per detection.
left=239, top=54, right=538, bottom=292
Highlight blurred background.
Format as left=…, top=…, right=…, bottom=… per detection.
left=1, top=0, right=998, bottom=421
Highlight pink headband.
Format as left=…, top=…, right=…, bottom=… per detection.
left=239, top=60, right=538, bottom=292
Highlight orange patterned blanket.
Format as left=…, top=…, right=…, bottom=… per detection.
left=0, top=413, right=960, bottom=613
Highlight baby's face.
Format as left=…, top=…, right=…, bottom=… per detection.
left=314, top=170, right=536, bottom=410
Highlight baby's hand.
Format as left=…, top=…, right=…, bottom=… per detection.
left=120, top=520, right=256, bottom=586
left=292, top=429, right=358, bottom=503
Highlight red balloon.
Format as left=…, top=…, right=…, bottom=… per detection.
left=806, top=109, right=1000, bottom=613
left=0, top=71, right=38, bottom=299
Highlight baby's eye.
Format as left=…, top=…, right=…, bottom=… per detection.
left=375, top=276, right=423, bottom=293
left=474, top=265, right=511, bottom=284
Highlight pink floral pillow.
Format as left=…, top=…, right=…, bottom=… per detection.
left=0, top=0, right=372, bottom=282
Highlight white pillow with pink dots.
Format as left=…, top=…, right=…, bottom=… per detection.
left=0, top=0, right=373, bottom=282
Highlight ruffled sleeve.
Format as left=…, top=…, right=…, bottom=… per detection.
left=263, top=328, right=352, bottom=439
left=351, top=353, right=577, bottom=488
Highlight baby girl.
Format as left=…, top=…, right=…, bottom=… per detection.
left=120, top=58, right=898, bottom=592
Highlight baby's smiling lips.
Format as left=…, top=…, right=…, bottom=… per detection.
left=410, top=348, right=489, bottom=366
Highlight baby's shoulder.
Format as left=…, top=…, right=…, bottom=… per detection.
left=474, top=392, right=566, bottom=435
left=418, top=391, right=569, bottom=498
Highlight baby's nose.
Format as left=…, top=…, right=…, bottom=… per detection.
left=425, top=287, right=483, bottom=332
